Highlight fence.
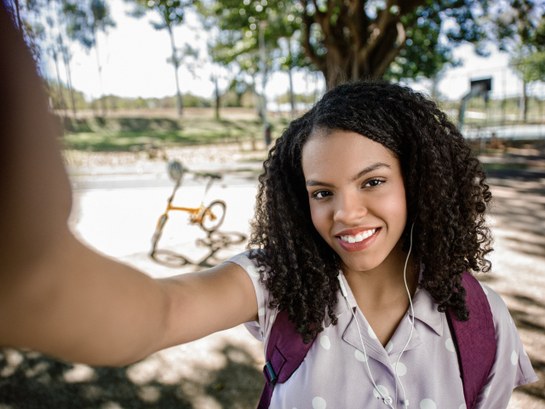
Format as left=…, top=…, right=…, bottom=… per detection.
left=434, top=63, right=545, bottom=140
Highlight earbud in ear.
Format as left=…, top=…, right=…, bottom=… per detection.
left=337, top=274, right=348, bottom=298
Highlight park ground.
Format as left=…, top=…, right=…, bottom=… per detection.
left=0, top=140, right=544, bottom=408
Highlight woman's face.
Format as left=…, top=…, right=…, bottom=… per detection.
left=301, top=130, right=407, bottom=276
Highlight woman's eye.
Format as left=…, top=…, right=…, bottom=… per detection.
left=364, top=178, right=384, bottom=188
left=311, top=190, right=331, bottom=200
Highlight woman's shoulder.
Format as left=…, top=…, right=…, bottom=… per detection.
left=228, top=249, right=275, bottom=279
left=475, top=279, right=511, bottom=325
left=480, top=282, right=522, bottom=347
left=226, top=251, right=277, bottom=342
left=227, top=251, right=262, bottom=280
left=473, top=278, right=539, bottom=398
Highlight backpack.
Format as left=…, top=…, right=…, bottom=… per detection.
left=258, top=272, right=496, bottom=409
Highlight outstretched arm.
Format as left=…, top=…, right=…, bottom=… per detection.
left=0, top=5, right=257, bottom=366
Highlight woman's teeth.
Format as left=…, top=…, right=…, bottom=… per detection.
left=340, top=229, right=377, bottom=243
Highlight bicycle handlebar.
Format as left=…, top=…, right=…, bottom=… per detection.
left=167, top=160, right=222, bottom=182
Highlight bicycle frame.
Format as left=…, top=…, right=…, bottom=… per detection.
left=167, top=203, right=205, bottom=223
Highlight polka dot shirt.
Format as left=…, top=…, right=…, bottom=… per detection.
left=229, top=253, right=538, bottom=409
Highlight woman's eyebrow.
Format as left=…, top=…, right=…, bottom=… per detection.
left=351, top=162, right=391, bottom=181
left=305, top=162, right=391, bottom=187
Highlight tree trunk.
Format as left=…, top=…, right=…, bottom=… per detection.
left=167, top=25, right=183, bottom=118
left=521, top=80, right=528, bottom=123
left=213, top=75, right=221, bottom=120
left=92, top=27, right=107, bottom=117
left=287, top=37, right=296, bottom=117
left=59, top=35, right=77, bottom=118
left=258, top=21, right=268, bottom=127
left=320, top=25, right=404, bottom=88
left=301, top=1, right=413, bottom=89
left=52, top=49, right=66, bottom=111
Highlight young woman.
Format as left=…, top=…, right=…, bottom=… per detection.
left=230, top=82, right=537, bottom=408
left=0, top=4, right=537, bottom=408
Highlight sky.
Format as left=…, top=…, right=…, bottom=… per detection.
left=43, top=0, right=527, bottom=103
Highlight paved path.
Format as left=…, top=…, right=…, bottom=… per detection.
left=0, top=145, right=543, bottom=408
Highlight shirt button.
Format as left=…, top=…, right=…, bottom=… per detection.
left=383, top=396, right=393, bottom=406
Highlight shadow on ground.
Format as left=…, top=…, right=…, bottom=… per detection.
left=151, top=230, right=247, bottom=268
left=486, top=167, right=545, bottom=260
left=1, top=153, right=544, bottom=408
left=485, top=163, right=545, bottom=404
left=0, top=341, right=262, bottom=409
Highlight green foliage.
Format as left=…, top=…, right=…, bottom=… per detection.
left=510, top=14, right=545, bottom=83
left=512, top=52, right=545, bottom=83
left=200, top=0, right=310, bottom=83
left=201, top=0, right=545, bottom=88
left=221, top=87, right=256, bottom=107
left=184, top=94, right=211, bottom=108
left=63, top=0, right=115, bottom=50
left=47, top=80, right=88, bottom=110
left=128, top=0, right=194, bottom=29
left=387, top=4, right=458, bottom=80
left=54, top=93, right=212, bottom=111
left=275, top=91, right=316, bottom=104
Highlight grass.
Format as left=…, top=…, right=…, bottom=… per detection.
left=60, top=111, right=290, bottom=152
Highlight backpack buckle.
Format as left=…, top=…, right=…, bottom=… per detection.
left=263, top=361, right=278, bottom=385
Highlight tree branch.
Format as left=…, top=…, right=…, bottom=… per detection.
left=373, top=21, right=406, bottom=78
left=357, top=0, right=396, bottom=65
left=357, top=0, right=424, bottom=69
left=300, top=0, right=325, bottom=70
left=347, top=0, right=367, bottom=78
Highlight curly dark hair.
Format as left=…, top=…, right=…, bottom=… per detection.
left=248, top=80, right=493, bottom=342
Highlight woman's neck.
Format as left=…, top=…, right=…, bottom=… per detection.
left=342, top=248, right=418, bottom=346
left=342, top=248, right=418, bottom=309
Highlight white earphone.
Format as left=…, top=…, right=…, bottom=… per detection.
left=337, top=222, right=415, bottom=409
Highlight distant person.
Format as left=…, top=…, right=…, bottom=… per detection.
left=0, top=4, right=537, bottom=409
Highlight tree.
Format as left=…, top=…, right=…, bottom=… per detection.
left=200, top=0, right=308, bottom=119
left=64, top=0, right=115, bottom=116
left=127, top=0, right=196, bottom=118
left=12, top=1, right=48, bottom=74
left=14, top=0, right=81, bottom=118
left=508, top=14, right=545, bottom=122
left=299, top=1, right=497, bottom=88
left=203, top=0, right=542, bottom=90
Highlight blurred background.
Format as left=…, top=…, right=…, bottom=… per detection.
left=3, top=0, right=545, bottom=144
left=1, top=0, right=544, bottom=408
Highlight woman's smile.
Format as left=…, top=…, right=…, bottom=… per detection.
left=336, top=227, right=380, bottom=251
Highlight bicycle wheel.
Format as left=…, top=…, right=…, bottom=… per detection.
left=199, top=200, right=226, bottom=232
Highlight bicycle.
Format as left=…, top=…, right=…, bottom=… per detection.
left=150, top=160, right=227, bottom=260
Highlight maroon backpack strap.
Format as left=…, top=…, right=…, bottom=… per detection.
left=257, top=310, right=316, bottom=409
left=447, top=272, right=497, bottom=409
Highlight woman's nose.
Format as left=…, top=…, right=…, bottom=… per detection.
left=333, top=191, right=367, bottom=223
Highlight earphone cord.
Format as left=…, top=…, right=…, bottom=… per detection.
left=394, top=222, right=416, bottom=408
left=346, top=298, right=395, bottom=408
left=341, top=222, right=415, bottom=409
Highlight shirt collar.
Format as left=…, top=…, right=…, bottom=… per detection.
left=409, top=288, right=444, bottom=336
